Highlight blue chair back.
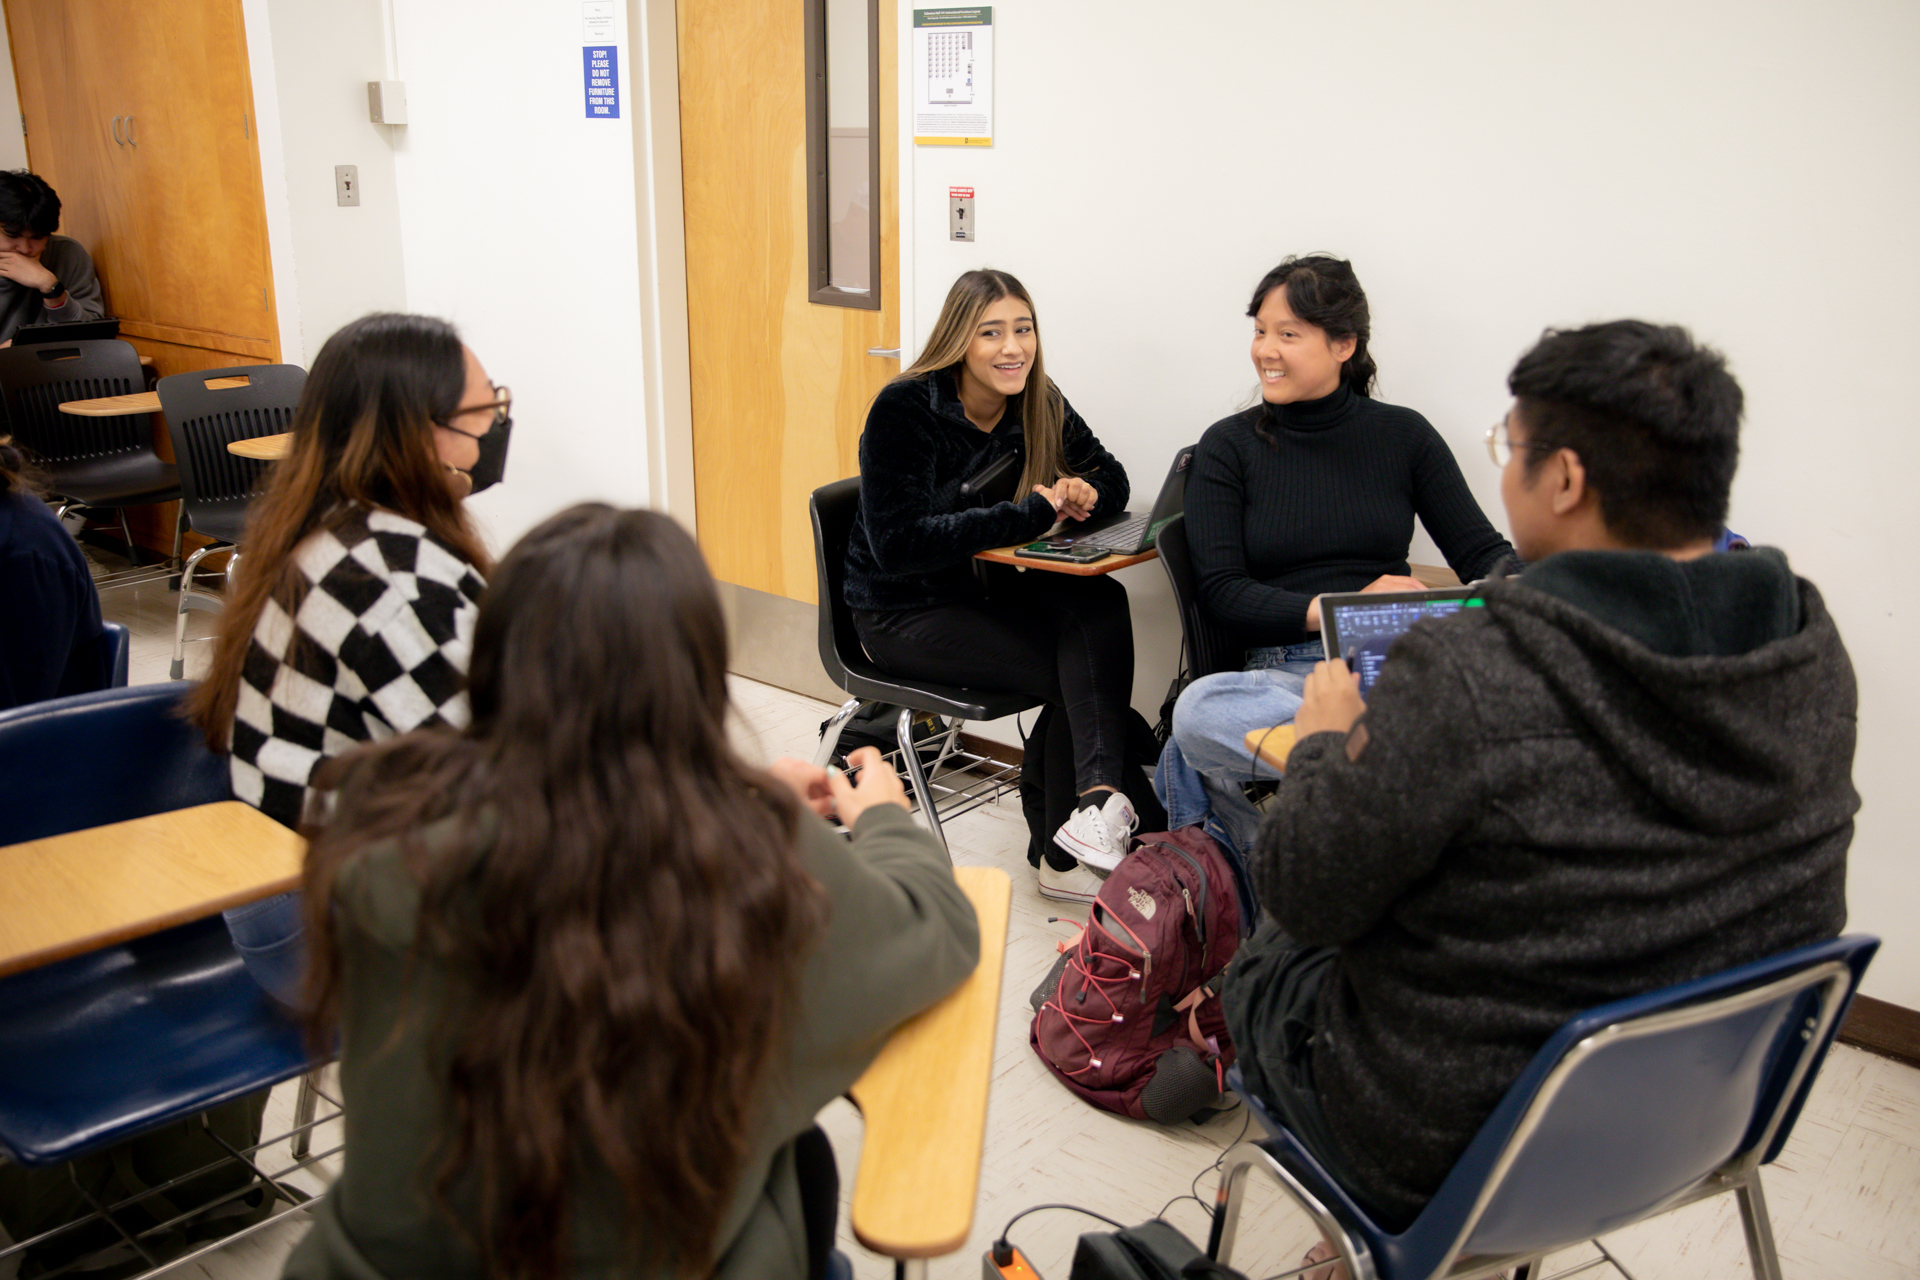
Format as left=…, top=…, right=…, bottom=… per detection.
left=0, top=683, right=229, bottom=844
left=1369, top=935, right=1877, bottom=1276
left=101, top=620, right=129, bottom=687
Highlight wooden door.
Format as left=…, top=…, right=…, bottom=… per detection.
left=7, top=0, right=278, bottom=364
left=678, top=0, right=898, bottom=604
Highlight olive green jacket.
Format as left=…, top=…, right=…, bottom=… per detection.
left=283, top=802, right=979, bottom=1280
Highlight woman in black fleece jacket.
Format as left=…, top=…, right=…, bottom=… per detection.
left=1165, top=256, right=1511, bottom=854
left=843, top=269, right=1139, bottom=898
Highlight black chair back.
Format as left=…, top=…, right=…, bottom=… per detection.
left=157, top=365, right=306, bottom=544
left=0, top=684, right=229, bottom=844
left=1156, top=512, right=1239, bottom=681
left=0, top=340, right=149, bottom=467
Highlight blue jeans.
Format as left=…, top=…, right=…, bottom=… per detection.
left=222, top=892, right=306, bottom=1007
left=1167, top=641, right=1324, bottom=853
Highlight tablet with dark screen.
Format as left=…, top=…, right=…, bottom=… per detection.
left=1319, top=587, right=1481, bottom=695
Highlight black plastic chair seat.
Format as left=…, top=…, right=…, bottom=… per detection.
left=0, top=916, right=312, bottom=1166
left=43, top=453, right=182, bottom=508
left=834, top=659, right=1039, bottom=723
left=185, top=496, right=253, bottom=547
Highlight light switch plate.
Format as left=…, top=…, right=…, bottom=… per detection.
left=335, top=165, right=360, bottom=207
left=950, top=190, right=975, bottom=241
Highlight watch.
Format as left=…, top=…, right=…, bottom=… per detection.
left=38, top=279, right=64, bottom=299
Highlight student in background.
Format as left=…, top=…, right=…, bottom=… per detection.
left=0, top=433, right=109, bottom=709
left=1166, top=254, right=1512, bottom=854
left=843, top=268, right=1141, bottom=900
left=0, top=171, right=107, bottom=345
left=185, top=311, right=509, bottom=1004
left=284, top=504, right=979, bottom=1280
left=1226, top=322, right=1854, bottom=1266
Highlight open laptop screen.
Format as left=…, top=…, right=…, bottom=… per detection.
left=1319, top=587, right=1482, bottom=695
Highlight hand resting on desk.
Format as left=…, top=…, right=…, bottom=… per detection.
left=1033, top=474, right=1098, bottom=522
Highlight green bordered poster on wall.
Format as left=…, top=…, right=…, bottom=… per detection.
left=913, top=8, right=993, bottom=145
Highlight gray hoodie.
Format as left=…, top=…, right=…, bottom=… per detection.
left=1253, top=546, right=1856, bottom=1226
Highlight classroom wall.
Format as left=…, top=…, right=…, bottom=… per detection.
left=247, top=0, right=409, bottom=367
left=245, top=0, right=659, bottom=557
left=898, top=0, right=1920, bottom=1006
left=0, top=15, right=31, bottom=172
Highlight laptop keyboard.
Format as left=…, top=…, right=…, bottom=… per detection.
left=1075, top=512, right=1152, bottom=552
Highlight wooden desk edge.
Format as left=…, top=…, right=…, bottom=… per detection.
left=975, top=544, right=1158, bottom=575
left=0, top=873, right=302, bottom=980
left=847, top=865, right=1011, bottom=1259
left=1245, top=724, right=1298, bottom=772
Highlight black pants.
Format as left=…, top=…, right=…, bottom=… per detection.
left=1220, top=919, right=1412, bottom=1230
left=853, top=569, right=1135, bottom=797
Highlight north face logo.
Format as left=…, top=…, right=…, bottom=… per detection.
left=1127, top=887, right=1157, bottom=919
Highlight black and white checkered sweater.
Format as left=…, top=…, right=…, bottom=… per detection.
left=229, top=505, right=487, bottom=829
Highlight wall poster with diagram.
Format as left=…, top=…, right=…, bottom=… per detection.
left=913, top=8, right=992, bottom=146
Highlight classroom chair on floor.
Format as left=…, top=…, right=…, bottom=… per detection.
left=1208, top=935, right=1878, bottom=1280
left=157, top=363, right=306, bottom=678
left=809, top=476, right=1037, bottom=856
left=0, top=683, right=335, bottom=1278
left=0, top=339, right=183, bottom=569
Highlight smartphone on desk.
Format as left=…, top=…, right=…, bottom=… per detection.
left=1015, top=539, right=1110, bottom=564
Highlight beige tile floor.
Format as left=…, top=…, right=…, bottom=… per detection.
left=29, top=565, right=1917, bottom=1280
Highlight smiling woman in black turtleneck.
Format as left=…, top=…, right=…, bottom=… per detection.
left=1166, top=255, right=1512, bottom=854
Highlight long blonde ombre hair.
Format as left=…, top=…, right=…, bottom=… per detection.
left=898, top=269, right=1072, bottom=496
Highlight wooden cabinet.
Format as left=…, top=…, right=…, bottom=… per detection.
left=4, top=0, right=279, bottom=551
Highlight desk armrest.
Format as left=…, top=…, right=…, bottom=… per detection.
left=847, top=865, right=1011, bottom=1260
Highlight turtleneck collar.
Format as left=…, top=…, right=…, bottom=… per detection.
left=1261, top=381, right=1357, bottom=433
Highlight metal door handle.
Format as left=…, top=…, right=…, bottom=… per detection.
left=866, top=347, right=901, bottom=358
left=112, top=115, right=124, bottom=145
left=126, top=116, right=136, bottom=146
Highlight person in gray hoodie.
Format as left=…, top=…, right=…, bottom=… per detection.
left=1222, top=320, right=1857, bottom=1234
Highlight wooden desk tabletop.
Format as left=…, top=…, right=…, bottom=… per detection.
left=1245, top=724, right=1298, bottom=772
left=848, top=865, right=1010, bottom=1260
left=976, top=543, right=1158, bottom=575
left=58, top=390, right=161, bottom=417
left=227, top=432, right=291, bottom=460
left=59, top=377, right=252, bottom=419
left=0, top=801, right=305, bottom=979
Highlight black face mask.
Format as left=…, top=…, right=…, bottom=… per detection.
left=443, top=414, right=512, bottom=495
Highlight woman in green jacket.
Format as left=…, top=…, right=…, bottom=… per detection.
left=285, top=503, right=980, bottom=1280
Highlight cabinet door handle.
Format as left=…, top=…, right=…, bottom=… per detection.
left=125, top=116, right=136, bottom=146
left=112, top=115, right=124, bottom=145
left=866, top=347, right=901, bottom=358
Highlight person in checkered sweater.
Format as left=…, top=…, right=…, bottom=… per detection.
left=187, top=313, right=506, bottom=1003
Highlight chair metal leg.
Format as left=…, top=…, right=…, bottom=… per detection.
left=168, top=505, right=188, bottom=588
left=894, top=1260, right=924, bottom=1280
left=815, top=697, right=864, bottom=767
left=291, top=1068, right=322, bottom=1159
left=1210, top=1140, right=1378, bottom=1280
left=1733, top=1171, right=1785, bottom=1280
left=116, top=507, right=141, bottom=564
left=895, top=705, right=950, bottom=858
left=171, top=543, right=218, bottom=679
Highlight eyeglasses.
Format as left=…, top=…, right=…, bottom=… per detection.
left=439, top=384, right=512, bottom=434
left=1485, top=419, right=1557, bottom=468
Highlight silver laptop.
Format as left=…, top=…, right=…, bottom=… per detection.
left=1050, top=447, right=1194, bottom=555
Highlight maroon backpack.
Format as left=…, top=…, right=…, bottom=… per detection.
left=1029, top=827, right=1245, bottom=1122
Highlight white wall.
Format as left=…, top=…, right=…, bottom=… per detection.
left=247, top=0, right=409, bottom=367
left=900, top=0, right=1920, bottom=1006
left=0, top=15, right=31, bottom=172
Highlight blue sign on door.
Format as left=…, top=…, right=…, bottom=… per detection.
left=584, top=46, right=620, bottom=118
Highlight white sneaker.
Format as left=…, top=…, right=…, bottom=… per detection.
left=1037, top=859, right=1106, bottom=904
left=1053, top=791, right=1137, bottom=872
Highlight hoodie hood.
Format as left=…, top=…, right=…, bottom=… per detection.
left=1480, top=547, right=1856, bottom=834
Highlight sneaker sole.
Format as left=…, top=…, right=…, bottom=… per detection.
left=1053, top=825, right=1126, bottom=872
left=1036, top=878, right=1100, bottom=904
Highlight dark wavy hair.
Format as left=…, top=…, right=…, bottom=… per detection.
left=1508, top=320, right=1742, bottom=547
left=1247, top=253, right=1378, bottom=397
left=0, top=433, right=46, bottom=496
left=185, top=312, right=492, bottom=750
left=300, top=503, right=827, bottom=1280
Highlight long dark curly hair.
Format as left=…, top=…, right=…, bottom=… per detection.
left=300, top=503, right=828, bottom=1279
